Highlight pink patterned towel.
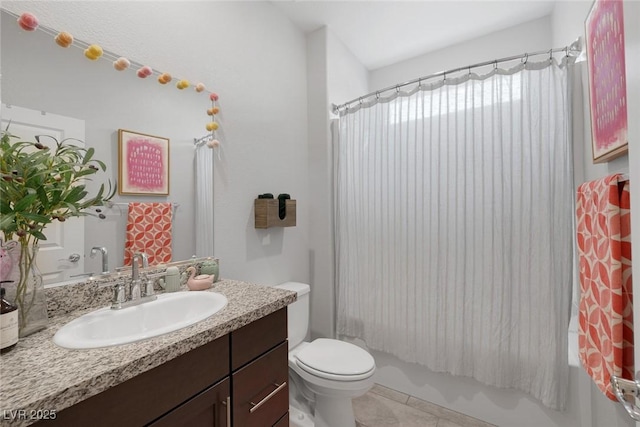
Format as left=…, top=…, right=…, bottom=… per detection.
left=576, top=174, right=633, bottom=400
left=124, top=202, right=173, bottom=266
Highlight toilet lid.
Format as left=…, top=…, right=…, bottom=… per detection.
left=295, top=338, right=375, bottom=379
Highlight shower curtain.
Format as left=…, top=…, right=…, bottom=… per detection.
left=195, top=144, right=215, bottom=257
left=335, top=59, right=573, bottom=410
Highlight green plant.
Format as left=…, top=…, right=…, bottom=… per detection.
left=0, top=127, right=115, bottom=242
left=0, top=126, right=115, bottom=333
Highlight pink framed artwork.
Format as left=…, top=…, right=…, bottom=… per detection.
left=585, top=0, right=628, bottom=163
left=118, top=129, right=170, bottom=196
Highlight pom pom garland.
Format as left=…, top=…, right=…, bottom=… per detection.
left=158, top=73, right=172, bottom=84
left=55, top=31, right=74, bottom=48
left=84, top=44, right=103, bottom=60
left=204, top=92, right=221, bottom=141
left=17, top=12, right=39, bottom=31
left=113, top=57, right=130, bottom=71
left=137, top=66, right=153, bottom=78
left=14, top=10, right=223, bottom=148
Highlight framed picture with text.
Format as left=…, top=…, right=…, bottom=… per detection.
left=585, top=0, right=628, bottom=163
left=118, top=129, right=170, bottom=196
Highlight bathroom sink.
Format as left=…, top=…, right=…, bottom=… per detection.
left=53, top=291, right=228, bottom=349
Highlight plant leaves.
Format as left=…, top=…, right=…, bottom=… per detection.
left=0, top=213, right=15, bottom=230
left=30, top=230, right=47, bottom=240
left=14, top=193, right=38, bottom=211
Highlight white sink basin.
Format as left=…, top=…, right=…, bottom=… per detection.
left=53, top=291, right=228, bottom=349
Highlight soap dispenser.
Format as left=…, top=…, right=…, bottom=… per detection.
left=200, top=259, right=219, bottom=282
left=1, top=283, right=19, bottom=353
left=159, top=266, right=181, bottom=292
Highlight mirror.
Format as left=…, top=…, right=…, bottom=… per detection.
left=1, top=9, right=208, bottom=281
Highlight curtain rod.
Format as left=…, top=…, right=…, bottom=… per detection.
left=333, top=38, right=582, bottom=114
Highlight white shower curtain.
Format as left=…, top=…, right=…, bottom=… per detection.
left=195, top=144, right=214, bottom=257
left=335, top=59, right=573, bottom=410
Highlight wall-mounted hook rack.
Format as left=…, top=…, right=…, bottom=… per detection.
left=254, top=199, right=296, bottom=229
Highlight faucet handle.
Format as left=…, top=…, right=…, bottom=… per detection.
left=112, top=279, right=127, bottom=308
left=141, top=273, right=156, bottom=298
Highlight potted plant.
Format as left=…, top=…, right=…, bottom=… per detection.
left=0, top=126, right=115, bottom=336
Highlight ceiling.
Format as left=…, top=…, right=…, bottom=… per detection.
left=272, top=0, right=557, bottom=70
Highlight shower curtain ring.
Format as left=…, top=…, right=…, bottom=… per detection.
left=494, top=60, right=498, bottom=69
left=443, top=71, right=447, bottom=82
left=549, top=49, right=553, bottom=60
left=376, top=91, right=380, bottom=100
left=395, top=85, right=400, bottom=94
left=522, top=53, right=528, bottom=64
left=359, top=97, right=363, bottom=105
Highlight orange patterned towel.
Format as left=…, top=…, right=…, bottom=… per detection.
left=576, top=174, right=633, bottom=400
left=124, top=202, right=173, bottom=266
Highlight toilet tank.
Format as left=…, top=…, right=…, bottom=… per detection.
left=274, top=282, right=310, bottom=349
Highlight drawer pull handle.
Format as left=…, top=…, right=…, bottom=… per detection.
left=249, top=382, right=287, bottom=413
left=222, top=396, right=231, bottom=426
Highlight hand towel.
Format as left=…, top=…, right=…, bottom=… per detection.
left=576, top=174, right=633, bottom=400
left=124, top=202, right=173, bottom=266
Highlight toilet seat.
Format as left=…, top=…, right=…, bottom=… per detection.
left=295, top=338, right=375, bottom=381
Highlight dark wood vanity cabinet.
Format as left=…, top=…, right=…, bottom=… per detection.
left=230, top=309, right=289, bottom=427
left=32, top=308, right=289, bottom=427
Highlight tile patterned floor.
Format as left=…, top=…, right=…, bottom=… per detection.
left=353, top=384, right=496, bottom=427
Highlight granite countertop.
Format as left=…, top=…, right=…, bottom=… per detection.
left=0, top=279, right=296, bottom=427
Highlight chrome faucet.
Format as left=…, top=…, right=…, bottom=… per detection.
left=111, top=252, right=156, bottom=310
left=90, top=246, right=109, bottom=274
left=130, top=252, right=149, bottom=301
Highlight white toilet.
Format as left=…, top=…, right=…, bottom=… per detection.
left=274, top=282, right=376, bottom=427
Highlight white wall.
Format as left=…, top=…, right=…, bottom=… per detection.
left=306, top=27, right=332, bottom=339
left=306, top=26, right=369, bottom=339
left=370, top=16, right=552, bottom=92
left=1, top=1, right=310, bottom=285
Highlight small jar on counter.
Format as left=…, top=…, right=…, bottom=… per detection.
left=1, top=285, right=19, bottom=353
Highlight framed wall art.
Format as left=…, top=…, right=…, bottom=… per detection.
left=118, top=129, right=170, bottom=196
left=585, top=0, right=628, bottom=163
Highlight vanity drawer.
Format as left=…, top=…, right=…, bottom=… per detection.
left=231, top=308, right=287, bottom=370
left=232, top=341, right=289, bottom=427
